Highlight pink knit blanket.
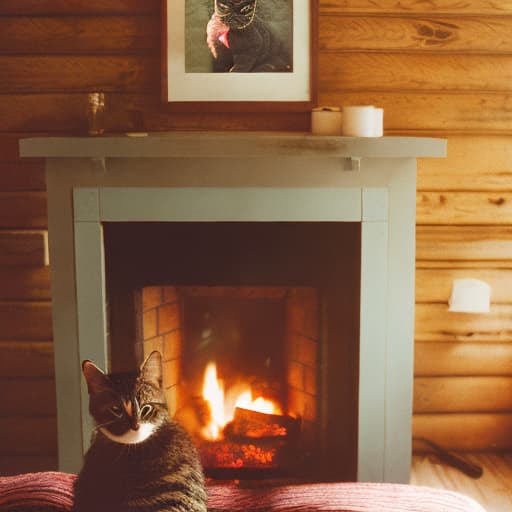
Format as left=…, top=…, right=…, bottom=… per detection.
left=0, top=472, right=487, bottom=512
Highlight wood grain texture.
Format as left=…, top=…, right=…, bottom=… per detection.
left=414, top=376, right=512, bottom=413
left=415, top=342, right=512, bottom=377
left=0, top=301, right=52, bottom=340
left=318, top=91, right=512, bottom=133
left=2, top=378, right=56, bottom=416
left=0, top=192, right=47, bottom=228
left=415, top=303, right=512, bottom=342
left=412, top=413, right=512, bottom=451
left=0, top=56, right=159, bottom=93
left=0, top=94, right=310, bottom=133
left=417, top=191, right=512, bottom=225
left=319, top=15, right=512, bottom=53
left=0, top=266, right=51, bottom=300
left=416, top=226, right=512, bottom=261
left=0, top=0, right=159, bottom=15
left=0, top=161, right=46, bottom=191
left=319, top=0, right=512, bottom=15
left=0, top=341, right=54, bottom=377
left=0, top=16, right=159, bottom=55
left=319, top=53, right=512, bottom=93
left=0, top=231, right=48, bottom=266
left=416, top=268, right=512, bottom=303
left=417, top=135, right=512, bottom=192
left=0, top=417, right=57, bottom=455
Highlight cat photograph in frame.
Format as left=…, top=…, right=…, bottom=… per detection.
left=162, top=0, right=317, bottom=110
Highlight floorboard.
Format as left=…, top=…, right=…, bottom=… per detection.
left=411, top=453, right=512, bottom=512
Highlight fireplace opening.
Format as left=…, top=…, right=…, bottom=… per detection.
left=139, top=285, right=319, bottom=478
left=103, top=222, right=361, bottom=481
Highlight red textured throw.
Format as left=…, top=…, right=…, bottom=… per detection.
left=0, top=472, right=75, bottom=511
left=207, top=481, right=487, bottom=512
left=0, top=472, right=487, bottom=512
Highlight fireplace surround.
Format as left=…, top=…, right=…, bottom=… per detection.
left=20, top=132, right=445, bottom=483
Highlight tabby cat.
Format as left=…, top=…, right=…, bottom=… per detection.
left=72, top=351, right=207, bottom=512
left=206, top=0, right=291, bottom=72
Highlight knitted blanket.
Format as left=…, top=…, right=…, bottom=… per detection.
left=0, top=472, right=487, bottom=512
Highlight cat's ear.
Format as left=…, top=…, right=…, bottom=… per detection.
left=82, top=360, right=111, bottom=395
left=141, top=351, right=163, bottom=390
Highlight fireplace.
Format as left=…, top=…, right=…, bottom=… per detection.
left=20, top=132, right=446, bottom=483
left=104, top=221, right=360, bottom=480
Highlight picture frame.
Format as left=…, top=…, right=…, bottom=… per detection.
left=161, top=0, right=317, bottom=111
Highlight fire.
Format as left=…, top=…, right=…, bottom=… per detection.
left=201, top=361, right=282, bottom=440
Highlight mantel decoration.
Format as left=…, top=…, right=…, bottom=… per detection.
left=162, top=0, right=317, bottom=111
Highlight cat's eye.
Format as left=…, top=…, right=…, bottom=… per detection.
left=109, top=405, right=123, bottom=418
left=140, top=404, right=154, bottom=420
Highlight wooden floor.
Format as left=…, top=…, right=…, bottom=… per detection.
left=411, top=453, right=512, bottom=512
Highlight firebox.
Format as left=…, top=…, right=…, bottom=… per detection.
left=104, top=221, right=361, bottom=481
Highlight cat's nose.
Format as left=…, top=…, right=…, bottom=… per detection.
left=132, top=424, right=139, bottom=431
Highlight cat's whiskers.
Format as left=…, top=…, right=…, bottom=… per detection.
left=93, top=420, right=116, bottom=431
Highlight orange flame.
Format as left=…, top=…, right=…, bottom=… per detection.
left=201, top=361, right=282, bottom=440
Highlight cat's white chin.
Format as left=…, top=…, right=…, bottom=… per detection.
left=100, top=422, right=155, bottom=444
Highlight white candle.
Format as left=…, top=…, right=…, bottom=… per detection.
left=342, top=105, right=376, bottom=137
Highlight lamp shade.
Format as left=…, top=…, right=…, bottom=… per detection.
left=448, top=278, right=491, bottom=313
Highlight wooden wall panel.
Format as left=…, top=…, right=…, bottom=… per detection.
left=319, top=16, right=512, bottom=53
left=414, top=376, right=512, bottom=413
left=413, top=413, right=512, bottom=452
left=415, top=304, right=512, bottom=343
left=0, top=1, right=159, bottom=15
left=0, top=231, right=48, bottom=266
left=0, top=17, right=159, bottom=55
left=319, top=54, right=512, bottom=93
left=0, top=341, right=54, bottom=377
left=0, top=302, right=53, bottom=341
left=0, top=161, right=45, bottom=191
left=416, top=268, right=512, bottom=303
left=0, top=418, right=57, bottom=455
left=416, top=226, right=512, bottom=262
left=0, top=266, right=51, bottom=300
left=319, top=1, right=512, bottom=15
left=0, top=56, right=159, bottom=93
left=417, top=135, right=512, bottom=192
left=318, top=91, right=512, bottom=133
left=0, top=192, right=47, bottom=228
left=3, top=378, right=57, bottom=416
left=415, top=342, right=512, bottom=377
left=417, top=191, right=512, bottom=225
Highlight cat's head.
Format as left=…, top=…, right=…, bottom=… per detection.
left=215, top=0, right=256, bottom=30
left=82, top=351, right=168, bottom=445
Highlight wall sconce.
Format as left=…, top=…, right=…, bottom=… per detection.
left=448, top=278, right=491, bottom=313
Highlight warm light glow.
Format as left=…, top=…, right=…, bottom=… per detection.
left=201, top=361, right=282, bottom=440
left=202, top=362, right=225, bottom=439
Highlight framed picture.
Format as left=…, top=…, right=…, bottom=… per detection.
left=161, top=0, right=317, bottom=111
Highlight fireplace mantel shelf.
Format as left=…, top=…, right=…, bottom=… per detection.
left=20, top=132, right=446, bottom=160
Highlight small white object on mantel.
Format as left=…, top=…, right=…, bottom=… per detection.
left=448, top=278, right=491, bottom=313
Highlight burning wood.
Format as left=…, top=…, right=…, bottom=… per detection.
left=200, top=408, right=300, bottom=470
left=228, top=407, right=300, bottom=439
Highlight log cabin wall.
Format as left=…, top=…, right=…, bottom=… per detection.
left=1, top=0, right=512, bottom=474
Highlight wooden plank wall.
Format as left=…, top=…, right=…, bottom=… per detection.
left=1, top=0, right=512, bottom=473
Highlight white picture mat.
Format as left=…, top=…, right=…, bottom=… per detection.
left=166, top=0, right=311, bottom=102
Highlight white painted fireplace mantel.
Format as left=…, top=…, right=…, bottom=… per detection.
left=20, top=132, right=446, bottom=483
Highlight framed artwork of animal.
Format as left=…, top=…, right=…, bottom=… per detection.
left=162, top=0, right=317, bottom=111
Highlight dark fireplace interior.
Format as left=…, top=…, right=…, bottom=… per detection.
left=103, top=222, right=361, bottom=481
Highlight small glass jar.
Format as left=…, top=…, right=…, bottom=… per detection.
left=87, top=92, right=106, bottom=136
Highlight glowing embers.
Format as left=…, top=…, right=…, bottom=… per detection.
left=199, top=361, right=300, bottom=471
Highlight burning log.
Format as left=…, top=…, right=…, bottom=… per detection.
left=199, top=408, right=301, bottom=471
left=228, top=407, right=300, bottom=439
